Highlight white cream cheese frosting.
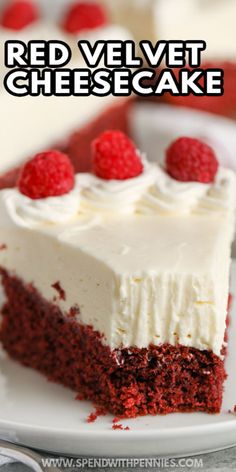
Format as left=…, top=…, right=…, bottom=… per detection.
left=0, top=162, right=235, bottom=356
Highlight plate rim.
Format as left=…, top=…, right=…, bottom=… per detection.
left=1, top=415, right=236, bottom=437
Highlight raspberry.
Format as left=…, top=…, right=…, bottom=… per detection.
left=18, top=150, right=75, bottom=200
left=1, top=1, right=39, bottom=30
left=92, top=130, right=143, bottom=180
left=62, top=2, right=108, bottom=34
left=166, top=137, right=219, bottom=183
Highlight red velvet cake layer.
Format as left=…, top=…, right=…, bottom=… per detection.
left=0, top=99, right=131, bottom=190
left=0, top=167, right=21, bottom=191
left=0, top=269, right=226, bottom=417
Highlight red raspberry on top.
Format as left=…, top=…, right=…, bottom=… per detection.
left=1, top=0, right=39, bottom=30
left=166, top=137, right=219, bottom=183
left=92, top=130, right=143, bottom=180
left=62, top=2, right=108, bottom=34
left=18, top=150, right=75, bottom=200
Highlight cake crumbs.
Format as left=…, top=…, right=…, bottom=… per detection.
left=86, top=407, right=107, bottom=423
left=228, top=406, right=236, bottom=415
left=112, top=424, right=130, bottom=431
left=112, top=418, right=130, bottom=430
left=68, top=305, right=80, bottom=318
left=87, top=412, right=98, bottom=423
left=112, top=417, right=121, bottom=424
left=51, top=281, right=66, bottom=301
left=76, top=393, right=84, bottom=401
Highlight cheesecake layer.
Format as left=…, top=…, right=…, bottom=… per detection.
left=0, top=162, right=235, bottom=355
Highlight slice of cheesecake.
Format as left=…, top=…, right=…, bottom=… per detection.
left=105, top=0, right=236, bottom=117
left=0, top=132, right=235, bottom=417
left=0, top=1, right=132, bottom=187
left=106, top=0, right=236, bottom=62
left=155, top=0, right=236, bottom=116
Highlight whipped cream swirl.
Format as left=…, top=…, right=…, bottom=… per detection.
left=0, top=161, right=235, bottom=229
left=138, top=166, right=236, bottom=215
left=79, top=158, right=157, bottom=214
left=138, top=166, right=208, bottom=214
left=195, top=168, right=236, bottom=214
left=2, top=176, right=81, bottom=228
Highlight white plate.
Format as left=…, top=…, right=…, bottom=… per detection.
left=0, top=264, right=236, bottom=458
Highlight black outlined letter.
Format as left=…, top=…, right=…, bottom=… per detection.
left=5, top=41, right=27, bottom=67
left=140, top=41, right=166, bottom=67
left=180, top=69, right=204, bottom=94
left=154, top=70, right=179, bottom=95
left=205, top=69, right=224, bottom=95
left=112, top=69, right=130, bottom=95
left=92, top=69, right=111, bottom=96
left=132, top=69, right=155, bottom=96
left=167, top=42, right=185, bottom=67
left=125, top=41, right=142, bottom=67
left=28, top=41, right=46, bottom=67
left=78, top=40, right=104, bottom=67
left=49, top=41, right=71, bottom=67
left=4, top=69, right=28, bottom=96
left=185, top=41, right=206, bottom=67
left=73, top=69, right=90, bottom=96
